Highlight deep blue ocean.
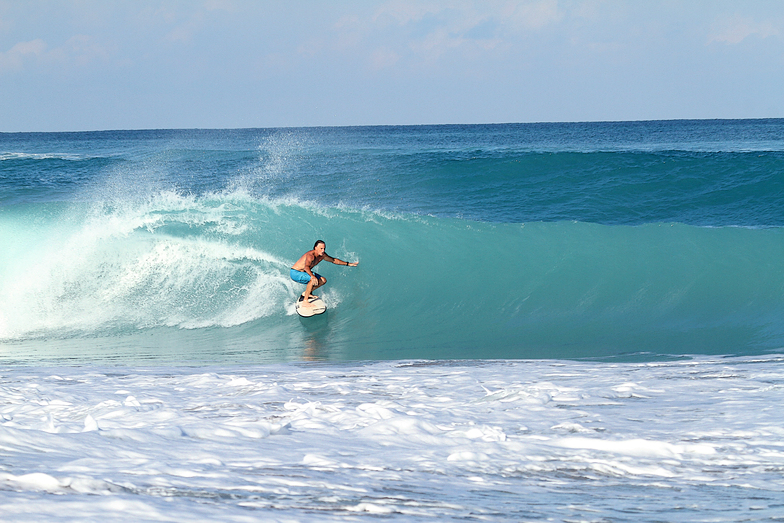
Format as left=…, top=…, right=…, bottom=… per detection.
left=1, top=120, right=783, bottom=364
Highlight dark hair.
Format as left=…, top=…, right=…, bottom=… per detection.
left=314, top=240, right=325, bottom=249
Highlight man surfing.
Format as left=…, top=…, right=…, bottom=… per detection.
left=290, top=240, right=358, bottom=308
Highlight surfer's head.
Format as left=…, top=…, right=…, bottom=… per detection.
left=314, top=240, right=326, bottom=255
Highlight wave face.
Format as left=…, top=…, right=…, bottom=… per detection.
left=1, top=121, right=784, bottom=363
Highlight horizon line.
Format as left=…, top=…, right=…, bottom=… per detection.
left=2, top=117, right=783, bottom=135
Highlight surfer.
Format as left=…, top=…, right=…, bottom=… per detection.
left=290, top=240, right=358, bottom=307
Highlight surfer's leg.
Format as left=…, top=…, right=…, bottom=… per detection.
left=302, top=274, right=326, bottom=306
left=302, top=280, right=315, bottom=305
left=308, top=276, right=326, bottom=297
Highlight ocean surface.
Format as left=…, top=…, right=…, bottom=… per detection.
left=1, top=120, right=783, bottom=521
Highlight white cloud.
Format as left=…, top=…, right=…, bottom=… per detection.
left=329, top=0, right=563, bottom=68
left=708, top=14, right=780, bottom=44
left=204, top=0, right=237, bottom=12
left=166, top=12, right=206, bottom=43
left=370, top=0, right=562, bottom=32
left=162, top=1, right=237, bottom=44
left=370, top=47, right=400, bottom=70
left=0, top=39, right=47, bottom=72
left=63, top=35, right=111, bottom=66
left=0, top=35, right=110, bottom=73
left=501, top=0, right=562, bottom=31
left=371, top=0, right=448, bottom=26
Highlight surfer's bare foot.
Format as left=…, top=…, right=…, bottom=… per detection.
left=300, top=294, right=317, bottom=306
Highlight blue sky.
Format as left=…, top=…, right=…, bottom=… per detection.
left=1, top=0, right=783, bottom=131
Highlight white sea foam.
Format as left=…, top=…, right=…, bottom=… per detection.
left=0, top=189, right=303, bottom=340
left=0, top=152, right=89, bottom=161
left=0, top=356, right=782, bottom=521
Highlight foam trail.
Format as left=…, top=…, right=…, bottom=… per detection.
left=0, top=356, right=782, bottom=521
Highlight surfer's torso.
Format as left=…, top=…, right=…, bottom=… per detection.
left=291, top=250, right=326, bottom=272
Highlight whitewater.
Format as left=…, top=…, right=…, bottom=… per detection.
left=2, top=358, right=784, bottom=522
left=1, top=120, right=784, bottom=521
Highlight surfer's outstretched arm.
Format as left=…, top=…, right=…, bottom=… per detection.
left=324, top=253, right=358, bottom=267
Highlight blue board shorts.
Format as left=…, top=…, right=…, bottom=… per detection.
left=290, top=269, right=321, bottom=285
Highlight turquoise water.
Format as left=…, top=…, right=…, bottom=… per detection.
left=3, top=122, right=784, bottom=523
left=1, top=120, right=783, bottom=363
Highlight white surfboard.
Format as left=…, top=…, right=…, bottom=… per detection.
left=295, top=295, right=327, bottom=317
